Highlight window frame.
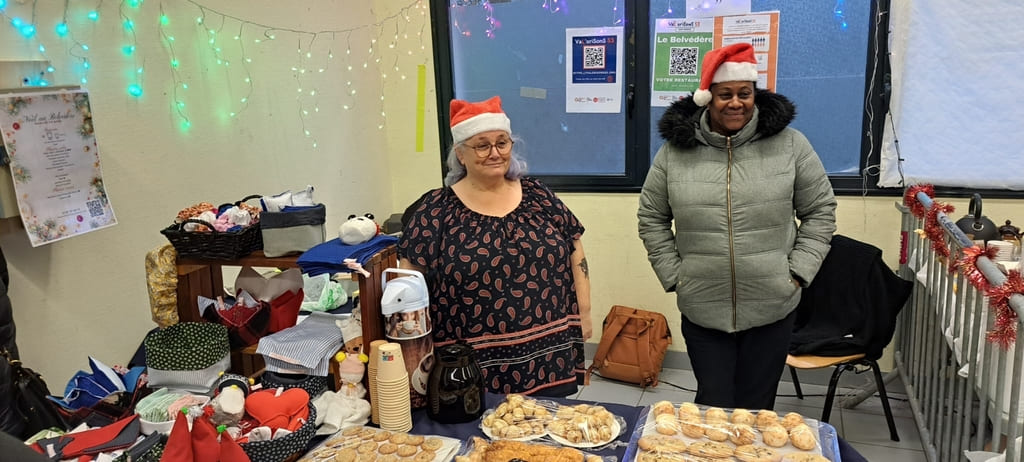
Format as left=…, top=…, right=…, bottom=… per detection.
left=429, top=0, right=897, bottom=196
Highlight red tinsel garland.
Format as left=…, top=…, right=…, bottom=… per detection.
left=924, top=201, right=955, bottom=258
left=903, top=184, right=935, bottom=218
left=952, top=246, right=999, bottom=292
left=986, top=270, right=1024, bottom=349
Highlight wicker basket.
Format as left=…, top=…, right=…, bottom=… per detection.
left=240, top=403, right=317, bottom=462
left=161, top=195, right=263, bottom=260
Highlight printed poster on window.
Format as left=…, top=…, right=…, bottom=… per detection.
left=0, top=90, right=116, bottom=246
left=651, top=18, right=715, bottom=106
left=565, top=26, right=624, bottom=113
left=714, top=11, right=780, bottom=93
left=650, top=12, right=779, bottom=107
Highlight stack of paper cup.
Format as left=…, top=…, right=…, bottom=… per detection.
left=366, top=339, right=389, bottom=425
left=376, top=343, right=412, bottom=432
left=988, top=240, right=1016, bottom=262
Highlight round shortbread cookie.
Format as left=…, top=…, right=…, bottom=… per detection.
left=760, top=424, right=788, bottom=448
left=781, top=412, right=805, bottom=431
left=421, top=437, right=444, bottom=451
left=704, top=423, right=730, bottom=442
left=704, top=407, right=729, bottom=424
left=731, top=408, right=756, bottom=426
left=729, top=423, right=758, bottom=446
left=789, top=423, right=817, bottom=450
left=755, top=410, right=779, bottom=430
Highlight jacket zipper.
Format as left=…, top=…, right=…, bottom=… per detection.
left=726, top=136, right=737, bottom=330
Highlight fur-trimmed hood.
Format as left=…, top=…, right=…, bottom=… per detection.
left=657, top=90, right=796, bottom=149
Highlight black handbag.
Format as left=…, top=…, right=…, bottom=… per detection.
left=1, top=348, right=67, bottom=439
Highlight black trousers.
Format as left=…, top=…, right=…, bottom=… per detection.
left=679, top=309, right=796, bottom=410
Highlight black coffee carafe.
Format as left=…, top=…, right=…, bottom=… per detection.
left=427, top=342, right=485, bottom=423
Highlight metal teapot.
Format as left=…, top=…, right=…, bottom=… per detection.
left=955, top=193, right=1000, bottom=242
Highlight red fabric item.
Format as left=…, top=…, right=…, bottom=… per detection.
left=160, top=411, right=193, bottom=462
left=190, top=416, right=220, bottom=462
left=219, top=434, right=251, bottom=462
left=244, top=388, right=309, bottom=430
left=55, top=415, right=139, bottom=458
left=267, top=288, right=303, bottom=333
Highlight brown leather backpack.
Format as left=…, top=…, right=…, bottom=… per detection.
left=585, top=305, right=672, bottom=387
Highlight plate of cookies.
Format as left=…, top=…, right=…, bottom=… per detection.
left=298, top=426, right=459, bottom=462
left=629, top=401, right=836, bottom=462
left=546, top=402, right=625, bottom=449
left=479, top=393, right=553, bottom=441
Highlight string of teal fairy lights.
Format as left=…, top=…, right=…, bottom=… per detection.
left=0, top=0, right=428, bottom=146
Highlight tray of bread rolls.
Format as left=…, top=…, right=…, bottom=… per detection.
left=624, top=401, right=840, bottom=462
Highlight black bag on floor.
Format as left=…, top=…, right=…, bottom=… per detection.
left=1, top=348, right=66, bottom=439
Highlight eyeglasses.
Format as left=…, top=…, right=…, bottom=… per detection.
left=463, top=139, right=514, bottom=157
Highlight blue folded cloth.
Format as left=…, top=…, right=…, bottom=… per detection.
left=297, top=234, right=398, bottom=276
left=49, top=357, right=129, bottom=410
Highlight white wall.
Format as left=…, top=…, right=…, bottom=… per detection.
left=0, top=1, right=433, bottom=382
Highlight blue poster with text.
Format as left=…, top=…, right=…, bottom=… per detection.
left=571, top=35, right=617, bottom=84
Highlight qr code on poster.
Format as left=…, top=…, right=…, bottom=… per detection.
left=669, top=47, right=699, bottom=75
left=86, top=199, right=104, bottom=218
left=583, top=45, right=606, bottom=69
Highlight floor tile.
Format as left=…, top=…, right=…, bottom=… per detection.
left=847, top=442, right=929, bottom=461
left=840, top=410, right=923, bottom=451
left=576, top=374, right=644, bottom=406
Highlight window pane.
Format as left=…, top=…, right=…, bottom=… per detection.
left=448, top=1, right=627, bottom=176
left=647, top=0, right=870, bottom=175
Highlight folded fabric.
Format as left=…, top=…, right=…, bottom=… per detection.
left=311, top=390, right=370, bottom=436
left=34, top=415, right=140, bottom=459
left=256, top=312, right=343, bottom=372
left=296, top=235, right=398, bottom=277
left=50, top=357, right=128, bottom=410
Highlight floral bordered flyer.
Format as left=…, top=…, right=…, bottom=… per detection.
left=0, top=89, right=116, bottom=246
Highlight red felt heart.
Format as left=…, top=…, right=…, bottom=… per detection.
left=244, top=388, right=309, bottom=431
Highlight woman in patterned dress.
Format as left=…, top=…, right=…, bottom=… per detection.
left=398, top=96, right=592, bottom=397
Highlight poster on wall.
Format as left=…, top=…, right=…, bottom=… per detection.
left=0, top=90, right=117, bottom=246
left=714, top=11, right=780, bottom=93
left=651, top=18, right=715, bottom=106
left=565, top=26, right=624, bottom=113
left=650, top=11, right=779, bottom=107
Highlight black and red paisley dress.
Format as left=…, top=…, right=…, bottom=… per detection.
left=398, top=177, right=585, bottom=396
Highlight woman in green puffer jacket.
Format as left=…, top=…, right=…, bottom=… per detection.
left=637, top=43, right=836, bottom=410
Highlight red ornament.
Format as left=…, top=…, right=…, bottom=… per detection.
left=904, top=184, right=935, bottom=219
left=985, top=270, right=1024, bottom=349
left=12, top=122, right=20, bottom=130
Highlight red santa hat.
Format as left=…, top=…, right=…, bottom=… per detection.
left=692, top=43, right=759, bottom=107
left=450, top=96, right=511, bottom=144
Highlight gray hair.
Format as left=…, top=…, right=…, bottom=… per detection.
left=443, top=136, right=528, bottom=186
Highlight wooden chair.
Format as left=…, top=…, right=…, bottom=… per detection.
left=786, top=353, right=900, bottom=441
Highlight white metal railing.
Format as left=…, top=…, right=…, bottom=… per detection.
left=897, top=191, right=1024, bottom=461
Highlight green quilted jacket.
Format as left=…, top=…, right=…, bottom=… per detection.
left=638, top=91, right=836, bottom=332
